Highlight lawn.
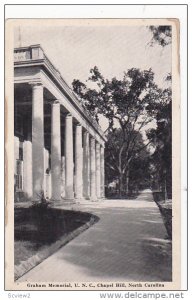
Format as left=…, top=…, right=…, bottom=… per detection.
left=14, top=205, right=98, bottom=278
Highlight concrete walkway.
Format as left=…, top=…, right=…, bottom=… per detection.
left=18, top=189, right=172, bottom=282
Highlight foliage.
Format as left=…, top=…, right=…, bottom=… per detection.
left=72, top=67, right=169, bottom=196
left=128, top=147, right=151, bottom=192
left=105, top=129, right=151, bottom=194
left=32, top=190, right=50, bottom=209
left=148, top=26, right=172, bottom=47
left=73, top=67, right=156, bottom=129
left=146, top=77, right=172, bottom=198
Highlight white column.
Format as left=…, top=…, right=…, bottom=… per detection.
left=83, top=131, right=90, bottom=199
left=51, top=100, right=61, bottom=200
left=14, top=136, right=19, bottom=174
left=31, top=82, right=45, bottom=201
left=75, top=124, right=83, bottom=200
left=65, top=113, right=74, bottom=200
left=44, top=149, right=49, bottom=197
left=14, top=136, right=20, bottom=201
left=90, top=137, right=97, bottom=201
left=96, top=142, right=101, bottom=199
left=100, top=146, right=105, bottom=198
left=23, top=140, right=32, bottom=199
left=61, top=156, right=65, bottom=198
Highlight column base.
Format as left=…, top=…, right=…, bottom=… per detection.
left=52, top=198, right=76, bottom=207
left=95, top=199, right=103, bottom=203
left=89, top=196, right=98, bottom=202
left=64, top=198, right=76, bottom=203
left=51, top=197, right=62, bottom=202
left=83, top=195, right=91, bottom=200
left=75, top=199, right=100, bottom=206
left=75, top=197, right=85, bottom=203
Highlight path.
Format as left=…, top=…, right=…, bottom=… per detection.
left=18, top=189, right=172, bottom=282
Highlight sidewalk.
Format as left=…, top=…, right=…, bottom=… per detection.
left=18, top=189, right=172, bottom=282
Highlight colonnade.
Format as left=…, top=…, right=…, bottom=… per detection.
left=31, top=82, right=105, bottom=202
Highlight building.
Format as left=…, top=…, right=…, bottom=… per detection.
left=14, top=44, right=106, bottom=202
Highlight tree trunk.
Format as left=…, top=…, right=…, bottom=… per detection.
left=125, top=169, right=130, bottom=196
left=118, top=143, right=124, bottom=198
left=164, top=173, right=168, bottom=203
left=119, top=173, right=123, bottom=198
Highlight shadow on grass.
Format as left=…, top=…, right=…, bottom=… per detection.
left=14, top=206, right=99, bottom=267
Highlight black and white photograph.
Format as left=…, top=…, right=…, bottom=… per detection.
left=5, top=16, right=181, bottom=291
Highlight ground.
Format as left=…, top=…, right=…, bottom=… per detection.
left=17, top=189, right=172, bottom=282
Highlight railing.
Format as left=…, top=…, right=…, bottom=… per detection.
left=14, top=48, right=32, bottom=61
left=14, top=44, right=44, bottom=61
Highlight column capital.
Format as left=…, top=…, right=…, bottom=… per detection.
left=90, top=136, right=95, bottom=141
left=83, top=130, right=89, bottom=136
left=53, top=100, right=60, bottom=105
left=65, top=113, right=72, bottom=119
left=29, top=80, right=43, bottom=88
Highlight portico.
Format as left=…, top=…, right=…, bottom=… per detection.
left=14, top=44, right=106, bottom=203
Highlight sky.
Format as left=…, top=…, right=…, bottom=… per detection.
left=14, top=23, right=171, bottom=136
left=14, top=24, right=171, bottom=88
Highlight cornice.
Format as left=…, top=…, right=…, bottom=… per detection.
left=14, top=45, right=107, bottom=142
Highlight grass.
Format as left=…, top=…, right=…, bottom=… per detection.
left=14, top=206, right=97, bottom=270
left=152, top=191, right=172, bottom=239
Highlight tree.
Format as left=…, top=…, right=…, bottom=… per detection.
left=148, top=26, right=172, bottom=47
left=128, top=145, right=151, bottom=194
left=105, top=129, right=152, bottom=196
left=72, top=67, right=164, bottom=197
left=146, top=77, right=172, bottom=199
left=105, top=129, right=151, bottom=197
left=147, top=24, right=172, bottom=197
